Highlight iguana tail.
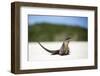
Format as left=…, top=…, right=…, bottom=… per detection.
left=38, top=42, right=59, bottom=54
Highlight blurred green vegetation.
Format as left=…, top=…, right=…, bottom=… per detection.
left=28, top=23, right=87, bottom=42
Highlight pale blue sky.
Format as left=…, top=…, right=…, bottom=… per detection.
left=28, top=15, right=88, bottom=28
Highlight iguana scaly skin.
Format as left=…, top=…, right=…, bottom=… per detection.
left=38, top=37, right=70, bottom=56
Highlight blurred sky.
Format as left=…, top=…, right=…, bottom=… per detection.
left=28, top=15, right=88, bottom=28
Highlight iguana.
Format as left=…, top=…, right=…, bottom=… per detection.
left=38, top=37, right=71, bottom=56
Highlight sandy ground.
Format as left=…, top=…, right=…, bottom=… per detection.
left=28, top=41, right=88, bottom=61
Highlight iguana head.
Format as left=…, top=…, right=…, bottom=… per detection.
left=64, top=36, right=71, bottom=43
left=65, top=37, right=71, bottom=40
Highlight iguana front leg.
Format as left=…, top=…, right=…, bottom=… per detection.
left=59, top=41, right=70, bottom=55
left=65, top=47, right=70, bottom=55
